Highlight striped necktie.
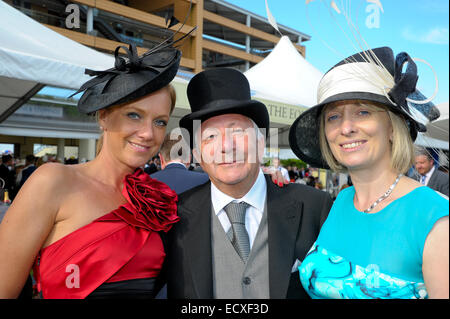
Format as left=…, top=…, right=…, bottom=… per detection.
left=224, top=201, right=250, bottom=262
left=420, top=175, right=426, bottom=185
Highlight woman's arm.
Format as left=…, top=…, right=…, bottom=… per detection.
left=0, top=164, right=63, bottom=298
left=267, top=168, right=290, bottom=187
left=423, top=216, right=449, bottom=299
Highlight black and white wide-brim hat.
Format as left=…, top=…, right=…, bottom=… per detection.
left=288, top=47, right=440, bottom=169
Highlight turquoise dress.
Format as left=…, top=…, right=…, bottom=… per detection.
left=299, top=186, right=448, bottom=299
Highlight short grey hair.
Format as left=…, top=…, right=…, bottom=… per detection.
left=415, top=147, right=434, bottom=161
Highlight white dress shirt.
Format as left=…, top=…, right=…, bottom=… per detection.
left=211, top=169, right=267, bottom=248
left=421, top=165, right=435, bottom=186
left=275, top=166, right=290, bottom=181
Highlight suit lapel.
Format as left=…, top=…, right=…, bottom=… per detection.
left=181, top=183, right=213, bottom=298
left=265, top=175, right=303, bottom=298
left=427, top=169, right=437, bottom=188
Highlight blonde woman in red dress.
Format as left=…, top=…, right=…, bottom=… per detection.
left=0, top=44, right=180, bottom=298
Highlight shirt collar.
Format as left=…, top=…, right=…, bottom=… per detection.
left=211, top=169, right=267, bottom=215
left=425, top=165, right=435, bottom=178
left=165, top=161, right=186, bottom=168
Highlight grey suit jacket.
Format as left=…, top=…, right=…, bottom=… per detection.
left=427, top=169, right=449, bottom=197
left=166, top=174, right=333, bottom=299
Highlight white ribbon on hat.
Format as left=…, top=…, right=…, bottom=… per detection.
left=317, top=62, right=394, bottom=104
left=316, top=58, right=438, bottom=129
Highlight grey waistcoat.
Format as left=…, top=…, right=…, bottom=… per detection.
left=211, top=203, right=270, bottom=299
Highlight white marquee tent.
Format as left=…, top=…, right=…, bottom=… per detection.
left=244, top=35, right=323, bottom=107
left=426, top=102, right=449, bottom=142
left=0, top=0, right=116, bottom=123
left=416, top=101, right=449, bottom=151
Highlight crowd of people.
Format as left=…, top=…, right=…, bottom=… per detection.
left=261, top=161, right=326, bottom=190
left=0, top=38, right=448, bottom=301
left=0, top=153, right=84, bottom=203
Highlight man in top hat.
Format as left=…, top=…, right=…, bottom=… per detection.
left=166, top=68, right=333, bottom=299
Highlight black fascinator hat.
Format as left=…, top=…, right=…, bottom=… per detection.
left=72, top=44, right=181, bottom=114
left=71, top=5, right=197, bottom=114
left=288, top=47, right=441, bottom=169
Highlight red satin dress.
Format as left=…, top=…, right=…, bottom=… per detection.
left=32, top=169, right=179, bottom=299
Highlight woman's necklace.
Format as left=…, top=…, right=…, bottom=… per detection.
left=362, top=173, right=403, bottom=214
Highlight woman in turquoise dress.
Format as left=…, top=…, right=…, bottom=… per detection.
left=289, top=47, right=448, bottom=299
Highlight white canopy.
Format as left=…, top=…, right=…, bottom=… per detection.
left=0, top=0, right=114, bottom=122
left=426, top=102, right=449, bottom=142
left=415, top=134, right=449, bottom=151
left=415, top=101, right=449, bottom=151
left=244, top=36, right=323, bottom=107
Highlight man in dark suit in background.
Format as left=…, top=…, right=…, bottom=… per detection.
left=144, top=157, right=158, bottom=175
left=167, top=68, right=333, bottom=299
left=151, top=133, right=209, bottom=194
left=18, top=155, right=37, bottom=189
left=0, top=154, right=15, bottom=198
left=415, top=149, right=449, bottom=197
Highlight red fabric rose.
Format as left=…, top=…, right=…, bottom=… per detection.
left=117, top=168, right=179, bottom=232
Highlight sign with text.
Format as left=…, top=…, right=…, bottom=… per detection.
left=255, top=97, right=308, bottom=125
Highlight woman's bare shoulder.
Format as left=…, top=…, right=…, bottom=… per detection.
left=30, top=162, right=84, bottom=182
left=33, top=162, right=71, bottom=176
left=18, top=163, right=83, bottom=200
left=399, top=175, right=422, bottom=191
left=8, top=163, right=91, bottom=225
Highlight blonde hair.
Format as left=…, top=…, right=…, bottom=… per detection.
left=319, top=101, right=414, bottom=174
left=95, top=84, right=176, bottom=156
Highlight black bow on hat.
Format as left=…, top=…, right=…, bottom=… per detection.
left=389, top=52, right=439, bottom=131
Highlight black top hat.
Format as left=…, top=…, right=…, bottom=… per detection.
left=72, top=44, right=181, bottom=114
left=179, top=68, right=269, bottom=148
left=288, top=47, right=440, bottom=169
